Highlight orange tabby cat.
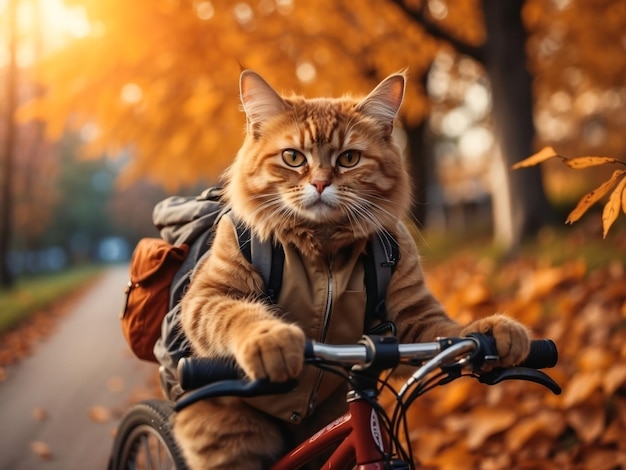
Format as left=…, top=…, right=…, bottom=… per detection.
left=175, top=70, right=530, bottom=469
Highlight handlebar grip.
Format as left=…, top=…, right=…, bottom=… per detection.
left=177, top=357, right=240, bottom=391
left=467, top=334, right=558, bottom=370
left=520, top=339, right=558, bottom=369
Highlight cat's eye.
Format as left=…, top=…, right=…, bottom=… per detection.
left=282, top=149, right=307, bottom=168
left=337, top=150, right=361, bottom=168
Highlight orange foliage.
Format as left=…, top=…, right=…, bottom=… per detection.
left=402, top=231, right=626, bottom=469
left=21, top=0, right=453, bottom=189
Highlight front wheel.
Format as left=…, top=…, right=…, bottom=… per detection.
left=108, top=399, right=188, bottom=470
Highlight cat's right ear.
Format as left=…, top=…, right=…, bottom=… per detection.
left=240, top=71, right=290, bottom=133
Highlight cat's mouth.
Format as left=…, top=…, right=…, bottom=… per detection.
left=301, top=198, right=340, bottom=221
left=296, top=187, right=342, bottom=221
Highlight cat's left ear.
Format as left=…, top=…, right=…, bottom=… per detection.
left=357, top=72, right=406, bottom=135
left=240, top=70, right=291, bottom=133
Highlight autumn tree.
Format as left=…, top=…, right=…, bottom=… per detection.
left=22, top=0, right=626, bottom=246
left=0, top=0, right=19, bottom=288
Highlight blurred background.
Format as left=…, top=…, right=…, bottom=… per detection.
left=1, top=1, right=626, bottom=468
left=1, top=0, right=625, bottom=286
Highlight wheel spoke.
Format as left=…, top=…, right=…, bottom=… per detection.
left=111, top=401, right=183, bottom=470
left=141, top=434, right=153, bottom=470
left=125, top=424, right=178, bottom=470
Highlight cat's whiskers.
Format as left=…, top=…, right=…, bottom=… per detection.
left=341, top=194, right=400, bottom=247
left=247, top=195, right=282, bottom=217
left=340, top=205, right=368, bottom=237
left=342, top=192, right=387, bottom=224
left=341, top=199, right=384, bottom=237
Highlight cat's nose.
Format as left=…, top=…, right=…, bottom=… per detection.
left=311, top=180, right=330, bottom=194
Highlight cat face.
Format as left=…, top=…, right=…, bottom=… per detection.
left=224, top=71, right=412, bottom=243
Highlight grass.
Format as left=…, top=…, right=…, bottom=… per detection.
left=0, top=265, right=105, bottom=334
left=417, top=220, right=625, bottom=272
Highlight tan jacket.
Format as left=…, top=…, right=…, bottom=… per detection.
left=245, top=237, right=369, bottom=423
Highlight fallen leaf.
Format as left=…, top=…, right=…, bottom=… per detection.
left=478, top=453, right=512, bottom=470
left=32, top=407, right=48, bottom=422
left=601, top=418, right=623, bottom=445
left=577, top=346, right=613, bottom=372
left=448, top=405, right=517, bottom=450
left=603, top=363, right=626, bottom=395
left=511, top=146, right=559, bottom=169
left=431, top=379, right=475, bottom=415
left=31, top=441, right=53, bottom=460
left=107, top=376, right=125, bottom=392
left=517, top=261, right=585, bottom=301
left=581, top=448, right=626, bottom=470
left=460, top=278, right=493, bottom=307
left=89, top=405, right=111, bottom=423
left=567, top=402, right=605, bottom=443
left=562, top=371, right=602, bottom=408
left=412, top=429, right=455, bottom=462
left=428, top=441, right=476, bottom=470
left=504, top=410, right=566, bottom=452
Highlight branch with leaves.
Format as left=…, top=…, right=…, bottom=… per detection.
left=388, top=0, right=486, bottom=62
left=513, top=147, right=626, bottom=238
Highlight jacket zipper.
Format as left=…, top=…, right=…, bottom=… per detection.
left=307, top=257, right=334, bottom=414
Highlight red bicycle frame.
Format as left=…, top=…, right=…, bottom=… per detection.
left=271, top=395, right=390, bottom=470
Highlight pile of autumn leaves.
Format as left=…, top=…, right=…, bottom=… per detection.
left=400, top=229, right=626, bottom=469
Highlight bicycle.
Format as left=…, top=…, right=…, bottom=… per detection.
left=108, top=331, right=560, bottom=469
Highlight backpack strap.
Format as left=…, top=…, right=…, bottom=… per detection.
left=363, top=231, right=399, bottom=333
left=232, top=214, right=395, bottom=328
left=168, top=229, right=214, bottom=309
left=233, top=220, right=284, bottom=304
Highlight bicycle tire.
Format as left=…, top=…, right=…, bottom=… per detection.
left=108, top=399, right=188, bottom=470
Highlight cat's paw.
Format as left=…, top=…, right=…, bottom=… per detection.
left=460, top=314, right=530, bottom=367
left=234, top=321, right=305, bottom=382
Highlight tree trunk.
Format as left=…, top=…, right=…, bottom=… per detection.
left=482, top=0, right=554, bottom=248
left=405, top=120, right=430, bottom=227
left=0, top=0, right=19, bottom=288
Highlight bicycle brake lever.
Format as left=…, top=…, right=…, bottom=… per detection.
left=477, top=367, right=562, bottom=395
left=174, top=379, right=298, bottom=412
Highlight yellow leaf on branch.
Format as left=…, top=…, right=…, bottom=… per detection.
left=511, top=146, right=559, bottom=170
left=514, top=147, right=626, bottom=236
left=566, top=170, right=626, bottom=225
left=564, top=156, right=620, bottom=169
left=602, top=175, right=626, bottom=238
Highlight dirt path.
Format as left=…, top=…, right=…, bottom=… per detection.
left=0, top=265, right=157, bottom=470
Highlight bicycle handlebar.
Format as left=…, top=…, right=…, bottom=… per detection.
left=177, top=335, right=558, bottom=393
left=173, top=334, right=561, bottom=466
left=517, top=338, right=558, bottom=369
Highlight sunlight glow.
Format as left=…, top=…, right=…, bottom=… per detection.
left=194, top=1, right=214, bottom=21
left=9, top=0, right=92, bottom=66
left=296, top=62, right=316, bottom=83
left=40, top=0, right=91, bottom=44
left=121, top=83, right=143, bottom=105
